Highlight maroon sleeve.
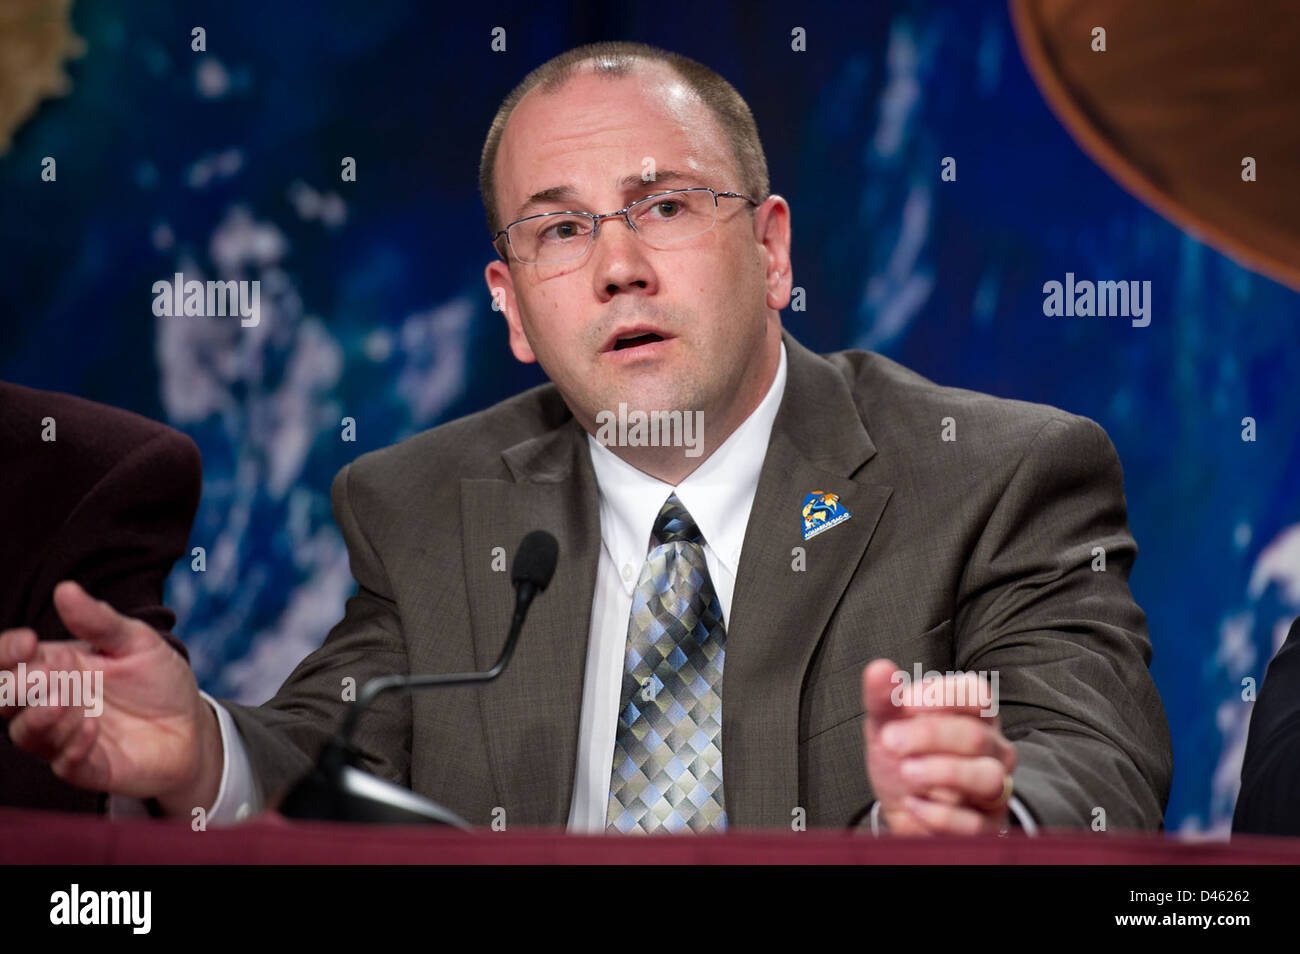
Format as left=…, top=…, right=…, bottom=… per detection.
left=23, top=425, right=202, bottom=659
left=0, top=383, right=202, bottom=812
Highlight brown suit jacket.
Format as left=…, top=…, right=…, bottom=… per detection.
left=221, top=330, right=1172, bottom=830
left=0, top=381, right=200, bottom=812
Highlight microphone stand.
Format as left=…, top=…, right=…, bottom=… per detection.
left=279, top=540, right=554, bottom=827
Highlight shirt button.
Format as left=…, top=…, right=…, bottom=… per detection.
left=236, top=802, right=251, bottom=822
left=621, top=563, right=634, bottom=581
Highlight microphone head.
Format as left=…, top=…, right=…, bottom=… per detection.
left=512, top=530, right=558, bottom=592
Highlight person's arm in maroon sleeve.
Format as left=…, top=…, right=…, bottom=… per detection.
left=23, top=425, right=202, bottom=660
left=0, top=384, right=203, bottom=812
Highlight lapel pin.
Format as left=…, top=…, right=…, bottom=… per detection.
left=801, top=490, right=852, bottom=540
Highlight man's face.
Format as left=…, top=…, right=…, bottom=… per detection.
left=485, top=62, right=790, bottom=446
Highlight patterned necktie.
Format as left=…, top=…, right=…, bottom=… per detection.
left=606, top=493, right=727, bottom=833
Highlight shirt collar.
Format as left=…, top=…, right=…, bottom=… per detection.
left=586, top=340, right=788, bottom=591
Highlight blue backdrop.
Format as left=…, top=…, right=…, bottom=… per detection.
left=3, top=0, right=1298, bottom=835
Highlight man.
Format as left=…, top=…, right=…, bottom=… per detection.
left=1233, top=615, right=1300, bottom=836
left=0, top=381, right=200, bottom=813
left=0, top=41, right=1172, bottom=835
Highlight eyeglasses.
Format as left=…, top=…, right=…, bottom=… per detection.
left=493, top=187, right=760, bottom=265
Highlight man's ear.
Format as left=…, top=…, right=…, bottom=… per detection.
left=484, top=259, right=536, bottom=364
left=755, top=195, right=794, bottom=312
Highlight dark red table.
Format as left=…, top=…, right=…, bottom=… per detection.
left=2, top=807, right=1297, bottom=864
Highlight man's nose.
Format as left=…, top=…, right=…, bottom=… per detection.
left=591, top=216, right=655, bottom=294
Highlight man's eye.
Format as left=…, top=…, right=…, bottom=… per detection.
left=538, top=219, right=586, bottom=243
left=654, top=201, right=680, bottom=217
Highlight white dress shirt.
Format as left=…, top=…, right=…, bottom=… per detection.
left=116, top=337, right=1035, bottom=834
left=566, top=340, right=788, bottom=831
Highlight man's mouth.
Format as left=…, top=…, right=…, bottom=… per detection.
left=613, top=332, right=665, bottom=351
left=603, top=325, right=674, bottom=354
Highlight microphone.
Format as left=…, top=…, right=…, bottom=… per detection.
left=279, top=530, right=558, bottom=826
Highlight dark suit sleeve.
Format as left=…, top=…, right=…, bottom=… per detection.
left=27, top=428, right=201, bottom=658
left=953, top=415, right=1172, bottom=831
left=1232, top=616, right=1300, bottom=836
left=217, top=462, right=413, bottom=806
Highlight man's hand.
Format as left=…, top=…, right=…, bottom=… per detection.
left=0, top=581, right=222, bottom=816
left=862, top=658, right=1016, bottom=835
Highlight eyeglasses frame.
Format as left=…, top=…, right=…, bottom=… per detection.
left=491, top=186, right=761, bottom=264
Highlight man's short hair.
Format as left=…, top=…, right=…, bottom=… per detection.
left=479, top=40, right=770, bottom=244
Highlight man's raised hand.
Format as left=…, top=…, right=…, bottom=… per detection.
left=0, top=580, right=221, bottom=815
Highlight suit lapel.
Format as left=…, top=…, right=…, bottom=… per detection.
left=460, top=417, right=600, bottom=825
left=722, top=332, right=893, bottom=827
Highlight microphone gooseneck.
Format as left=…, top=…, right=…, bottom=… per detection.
left=279, top=530, right=558, bottom=826
left=335, top=529, right=558, bottom=747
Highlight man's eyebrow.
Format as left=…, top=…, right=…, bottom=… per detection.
left=510, top=170, right=707, bottom=221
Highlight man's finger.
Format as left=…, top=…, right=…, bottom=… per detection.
left=51, top=581, right=149, bottom=658
left=0, top=628, right=38, bottom=670
left=862, top=659, right=908, bottom=722
left=8, top=702, right=83, bottom=762
left=891, top=671, right=999, bottom=719
left=923, top=787, right=965, bottom=806
left=902, top=794, right=991, bottom=835
left=50, top=715, right=102, bottom=782
left=899, top=754, right=1008, bottom=804
left=881, top=713, right=1015, bottom=764
left=0, top=642, right=86, bottom=721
